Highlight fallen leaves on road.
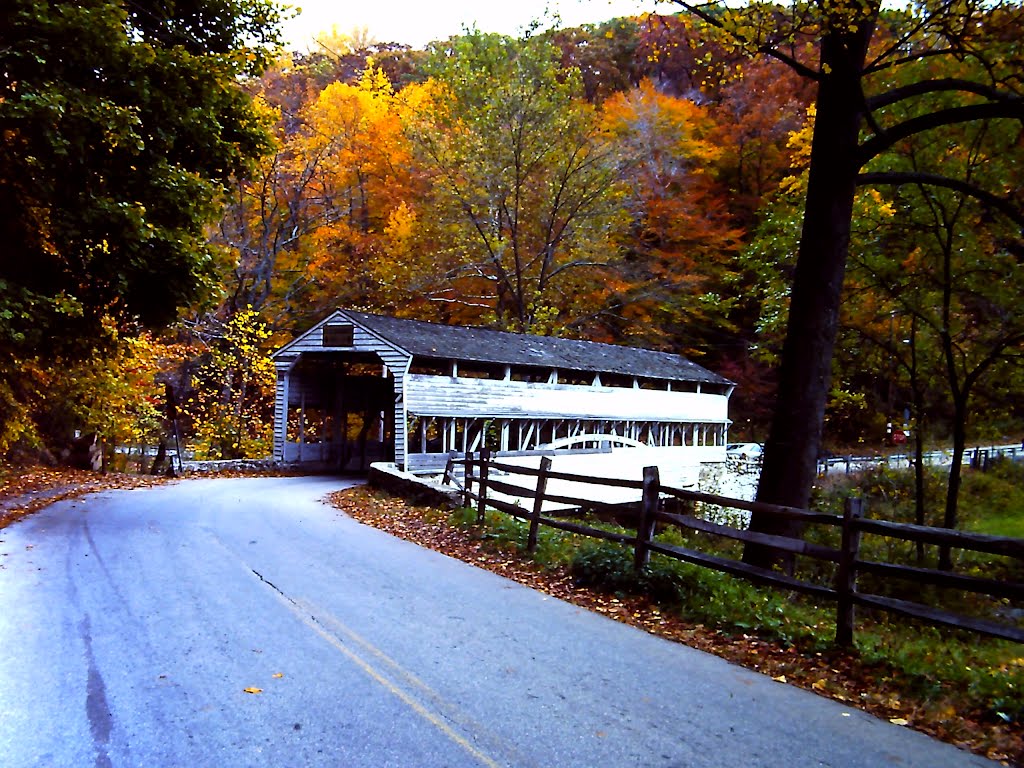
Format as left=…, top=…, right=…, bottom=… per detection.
left=328, top=485, right=1022, bottom=767
left=243, top=687, right=262, bottom=695
left=0, top=465, right=171, bottom=529
left=0, top=464, right=304, bottom=530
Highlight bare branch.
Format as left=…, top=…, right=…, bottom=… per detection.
left=668, top=1, right=820, bottom=80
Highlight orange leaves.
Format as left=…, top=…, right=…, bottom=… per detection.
left=302, top=69, right=413, bottom=200
left=602, top=79, right=721, bottom=167
left=282, top=66, right=431, bottom=313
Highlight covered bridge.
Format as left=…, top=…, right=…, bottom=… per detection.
left=272, top=310, right=734, bottom=473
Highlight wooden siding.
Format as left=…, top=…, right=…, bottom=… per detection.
left=275, top=310, right=406, bottom=359
left=274, top=310, right=733, bottom=472
left=272, top=361, right=294, bottom=461
left=273, top=311, right=412, bottom=467
left=404, top=374, right=729, bottom=423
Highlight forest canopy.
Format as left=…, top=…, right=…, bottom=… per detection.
left=1, top=2, right=1021, bottom=496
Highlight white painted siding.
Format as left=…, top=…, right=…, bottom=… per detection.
left=404, top=374, right=728, bottom=423
left=272, top=361, right=294, bottom=461
left=274, top=310, right=732, bottom=472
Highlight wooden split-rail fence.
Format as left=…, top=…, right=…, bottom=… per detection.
left=442, top=449, right=1024, bottom=645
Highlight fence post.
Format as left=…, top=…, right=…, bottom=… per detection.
left=476, top=448, right=492, bottom=523
left=634, top=465, right=660, bottom=572
left=835, top=496, right=864, bottom=646
left=462, top=452, right=475, bottom=509
left=442, top=451, right=457, bottom=486
left=527, top=456, right=551, bottom=554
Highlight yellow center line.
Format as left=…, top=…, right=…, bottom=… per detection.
left=217, top=536, right=509, bottom=768
left=265, top=587, right=505, bottom=768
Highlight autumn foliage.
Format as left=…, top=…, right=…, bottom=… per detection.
left=2, top=7, right=1021, bottom=467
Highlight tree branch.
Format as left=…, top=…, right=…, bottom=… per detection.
left=670, top=1, right=821, bottom=80
left=866, top=78, right=1017, bottom=111
left=857, top=99, right=1024, bottom=164
left=856, top=171, right=1024, bottom=228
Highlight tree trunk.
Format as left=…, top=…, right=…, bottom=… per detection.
left=939, top=394, right=969, bottom=570
left=913, top=420, right=927, bottom=562
left=909, top=318, right=926, bottom=565
left=151, top=440, right=168, bottom=476
left=745, top=22, right=876, bottom=571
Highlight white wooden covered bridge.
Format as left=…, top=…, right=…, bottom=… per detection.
left=272, top=310, right=734, bottom=474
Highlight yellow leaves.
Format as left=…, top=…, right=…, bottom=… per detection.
left=786, top=103, right=816, bottom=158
left=889, top=717, right=909, bottom=726
left=382, top=202, right=418, bottom=261
left=185, top=306, right=275, bottom=460
left=250, top=95, right=281, bottom=128
left=243, top=673, right=284, bottom=695
left=775, top=104, right=817, bottom=198
left=52, top=292, right=85, bottom=318
left=314, top=25, right=377, bottom=59
left=866, top=189, right=895, bottom=219
left=359, top=67, right=393, bottom=99
left=600, top=79, right=720, bottom=165
left=302, top=69, right=410, bottom=187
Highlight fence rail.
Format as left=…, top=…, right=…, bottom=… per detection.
left=818, top=442, right=1024, bottom=474
left=446, top=449, right=1024, bottom=645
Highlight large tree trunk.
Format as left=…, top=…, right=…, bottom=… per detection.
left=744, top=22, right=876, bottom=571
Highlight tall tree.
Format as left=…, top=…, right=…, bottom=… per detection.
left=852, top=119, right=1024, bottom=566
left=0, top=0, right=282, bottom=454
left=671, top=0, right=1024, bottom=566
left=403, top=31, right=629, bottom=333
left=598, top=79, right=743, bottom=355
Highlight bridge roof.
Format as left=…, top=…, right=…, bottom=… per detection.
left=278, top=309, right=732, bottom=387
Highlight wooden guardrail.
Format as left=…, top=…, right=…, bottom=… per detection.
left=445, top=449, right=1024, bottom=646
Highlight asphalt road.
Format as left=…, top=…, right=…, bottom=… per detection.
left=0, top=476, right=996, bottom=768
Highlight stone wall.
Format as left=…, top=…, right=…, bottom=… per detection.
left=368, top=462, right=462, bottom=508
left=180, top=458, right=283, bottom=474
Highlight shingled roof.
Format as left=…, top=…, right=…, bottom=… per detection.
left=338, top=310, right=732, bottom=386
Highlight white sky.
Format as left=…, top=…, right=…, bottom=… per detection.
left=281, top=0, right=664, bottom=50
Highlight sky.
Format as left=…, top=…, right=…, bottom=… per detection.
left=280, top=0, right=663, bottom=50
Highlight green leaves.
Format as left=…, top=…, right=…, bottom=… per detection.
left=407, top=31, right=627, bottom=332
left=185, top=307, right=275, bottom=460
left=0, top=0, right=280, bottom=361
left=0, top=0, right=281, bottom=458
